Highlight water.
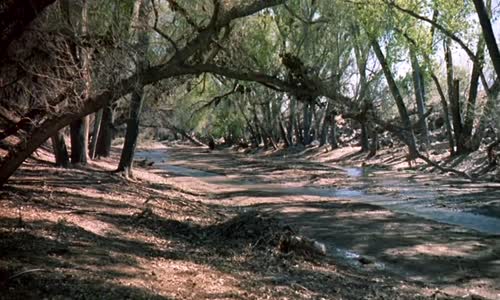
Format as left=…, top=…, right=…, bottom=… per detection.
left=339, top=167, right=500, bottom=235
left=137, top=150, right=500, bottom=235
left=135, top=151, right=219, bottom=178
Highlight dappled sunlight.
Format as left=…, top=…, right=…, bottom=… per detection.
left=384, top=241, right=490, bottom=258
left=334, top=209, right=396, bottom=220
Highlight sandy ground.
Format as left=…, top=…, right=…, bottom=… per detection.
left=0, top=141, right=499, bottom=299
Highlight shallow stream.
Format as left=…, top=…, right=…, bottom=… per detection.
left=137, top=150, right=500, bottom=235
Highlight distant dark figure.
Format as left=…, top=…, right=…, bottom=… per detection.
left=208, top=137, right=215, bottom=150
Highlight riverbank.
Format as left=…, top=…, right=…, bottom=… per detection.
left=1, top=142, right=499, bottom=299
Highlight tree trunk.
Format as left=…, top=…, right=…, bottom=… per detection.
left=70, top=118, right=88, bottom=165
left=368, top=126, right=378, bottom=158
left=360, top=122, right=370, bottom=151
left=318, top=101, right=330, bottom=146
left=431, top=74, right=455, bottom=154
left=51, top=131, right=69, bottom=167
left=463, top=35, right=485, bottom=139
left=472, top=0, right=500, bottom=79
left=450, top=80, right=465, bottom=154
left=95, top=104, right=114, bottom=157
left=89, top=109, right=103, bottom=159
left=288, top=97, right=296, bottom=145
left=330, top=113, right=338, bottom=149
left=252, top=108, right=263, bottom=146
left=279, top=118, right=290, bottom=148
left=371, top=38, right=418, bottom=157
left=69, top=0, right=91, bottom=165
left=445, top=39, right=467, bottom=154
left=117, top=87, right=145, bottom=176
left=116, top=0, right=150, bottom=177
left=410, top=50, right=430, bottom=149
left=303, top=102, right=313, bottom=145
left=470, top=84, right=499, bottom=149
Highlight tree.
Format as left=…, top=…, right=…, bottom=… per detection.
left=472, top=0, right=500, bottom=80
left=116, top=0, right=151, bottom=177
left=0, top=0, right=290, bottom=186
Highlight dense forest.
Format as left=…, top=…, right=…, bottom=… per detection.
left=1, top=0, right=500, bottom=299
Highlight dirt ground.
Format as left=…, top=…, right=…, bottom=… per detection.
left=0, top=142, right=499, bottom=299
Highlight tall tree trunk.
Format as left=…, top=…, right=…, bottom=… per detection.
left=463, top=35, right=485, bottom=139
left=51, top=131, right=69, bottom=167
left=330, top=113, right=339, bottom=149
left=432, top=73, right=455, bottom=154
left=367, top=125, right=378, bottom=158
left=445, top=39, right=466, bottom=154
left=295, top=114, right=302, bottom=145
left=450, top=79, right=465, bottom=153
left=303, top=102, right=312, bottom=145
left=117, top=0, right=150, bottom=177
left=470, top=83, right=499, bottom=149
left=288, top=97, right=296, bottom=145
left=371, top=38, right=418, bottom=157
left=472, top=0, right=500, bottom=79
left=70, top=0, right=91, bottom=165
left=360, top=122, right=369, bottom=151
left=89, top=109, right=103, bottom=159
left=95, top=104, right=114, bottom=157
left=252, top=107, right=264, bottom=146
left=319, top=107, right=331, bottom=147
left=117, top=87, right=145, bottom=176
left=70, top=118, right=88, bottom=165
left=410, top=50, right=430, bottom=149
left=279, top=117, right=290, bottom=148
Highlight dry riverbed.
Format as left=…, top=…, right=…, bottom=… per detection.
left=0, top=142, right=499, bottom=299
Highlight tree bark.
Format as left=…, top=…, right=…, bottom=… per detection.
left=463, top=35, right=485, bottom=139
left=51, top=131, right=69, bottom=167
left=369, top=130, right=378, bottom=158
left=410, top=50, right=430, bottom=148
left=330, top=113, right=338, bottom=149
left=70, top=118, right=88, bottom=165
left=431, top=74, right=455, bottom=154
left=95, top=104, right=114, bottom=157
left=279, top=117, right=290, bottom=148
left=360, top=122, right=370, bottom=151
left=69, top=0, right=91, bottom=165
left=117, top=86, right=145, bottom=176
left=371, top=38, right=418, bottom=157
left=117, top=0, right=150, bottom=177
left=303, top=102, right=313, bottom=145
left=89, top=109, right=103, bottom=159
left=450, top=79, right=465, bottom=153
left=288, top=97, right=296, bottom=145
left=472, top=0, right=500, bottom=79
